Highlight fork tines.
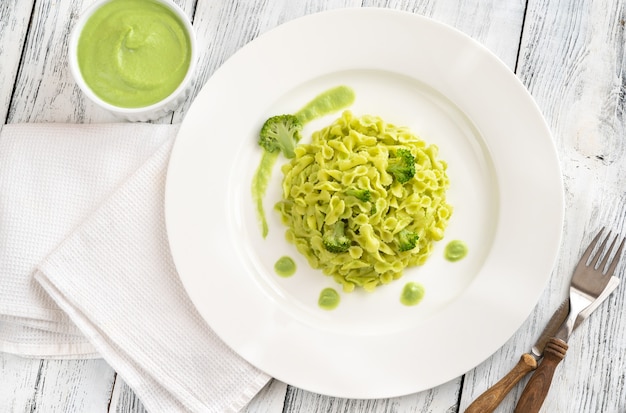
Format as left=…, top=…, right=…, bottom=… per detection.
left=584, top=227, right=625, bottom=276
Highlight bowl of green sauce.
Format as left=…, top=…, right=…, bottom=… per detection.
left=69, top=0, right=197, bottom=121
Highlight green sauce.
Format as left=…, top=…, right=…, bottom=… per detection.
left=274, top=256, right=296, bottom=277
left=318, top=288, right=340, bottom=310
left=444, top=240, right=468, bottom=262
left=77, top=0, right=192, bottom=108
left=294, top=85, right=356, bottom=124
left=252, top=151, right=278, bottom=237
left=252, top=85, right=355, bottom=237
left=400, top=282, right=425, bottom=306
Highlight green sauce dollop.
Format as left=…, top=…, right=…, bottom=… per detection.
left=274, top=256, right=296, bottom=277
left=318, top=288, right=340, bottom=310
left=444, top=240, right=468, bottom=262
left=77, top=0, right=192, bottom=108
left=400, top=282, right=425, bottom=306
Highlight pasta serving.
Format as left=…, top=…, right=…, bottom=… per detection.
left=275, top=111, right=452, bottom=292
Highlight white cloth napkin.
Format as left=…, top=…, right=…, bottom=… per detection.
left=0, top=123, right=270, bottom=412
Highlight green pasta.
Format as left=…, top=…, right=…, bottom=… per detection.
left=275, top=111, right=452, bottom=292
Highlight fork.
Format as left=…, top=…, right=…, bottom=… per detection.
left=513, top=228, right=624, bottom=413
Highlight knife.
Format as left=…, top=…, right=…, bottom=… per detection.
left=465, top=276, right=620, bottom=413
left=513, top=275, right=620, bottom=413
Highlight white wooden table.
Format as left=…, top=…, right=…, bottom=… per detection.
left=1, top=0, right=625, bottom=412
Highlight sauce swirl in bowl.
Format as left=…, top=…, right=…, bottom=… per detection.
left=69, top=0, right=196, bottom=121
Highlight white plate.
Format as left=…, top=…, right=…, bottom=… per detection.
left=164, top=8, right=563, bottom=399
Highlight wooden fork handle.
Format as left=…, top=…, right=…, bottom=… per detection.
left=514, top=337, right=568, bottom=413
left=465, top=353, right=537, bottom=413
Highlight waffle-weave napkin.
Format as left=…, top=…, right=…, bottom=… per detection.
left=0, top=123, right=270, bottom=412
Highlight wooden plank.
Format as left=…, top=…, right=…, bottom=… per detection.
left=30, top=359, right=116, bottom=411
left=110, top=376, right=290, bottom=413
left=0, top=0, right=35, bottom=125
left=283, top=378, right=461, bottom=413
left=362, top=0, right=526, bottom=70
left=7, top=0, right=100, bottom=123
left=460, top=0, right=626, bottom=411
left=0, top=352, right=40, bottom=411
left=110, top=376, right=148, bottom=413
left=0, top=353, right=116, bottom=411
left=242, top=380, right=289, bottom=413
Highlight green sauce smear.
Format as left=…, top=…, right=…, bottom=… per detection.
left=274, top=256, right=296, bottom=277
left=252, top=151, right=279, bottom=237
left=318, top=288, right=340, bottom=310
left=294, top=85, right=357, bottom=124
left=444, top=240, right=468, bottom=262
left=77, top=0, right=192, bottom=108
left=252, top=85, right=355, bottom=237
left=400, top=282, right=425, bottom=306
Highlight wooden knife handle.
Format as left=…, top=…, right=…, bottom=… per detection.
left=465, top=353, right=537, bottom=413
left=514, top=338, right=568, bottom=413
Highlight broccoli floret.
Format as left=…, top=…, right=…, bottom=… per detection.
left=322, top=220, right=351, bottom=253
left=258, top=114, right=303, bottom=159
left=397, top=228, right=419, bottom=252
left=344, top=187, right=371, bottom=202
left=386, top=148, right=416, bottom=183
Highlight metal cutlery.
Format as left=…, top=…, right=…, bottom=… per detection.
left=514, top=229, right=623, bottom=412
left=465, top=228, right=624, bottom=413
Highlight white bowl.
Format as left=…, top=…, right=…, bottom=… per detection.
left=69, top=0, right=197, bottom=122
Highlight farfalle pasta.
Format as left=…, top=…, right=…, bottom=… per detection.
left=275, top=111, right=452, bottom=292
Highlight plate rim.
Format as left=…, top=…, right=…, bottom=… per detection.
left=164, top=7, right=564, bottom=398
